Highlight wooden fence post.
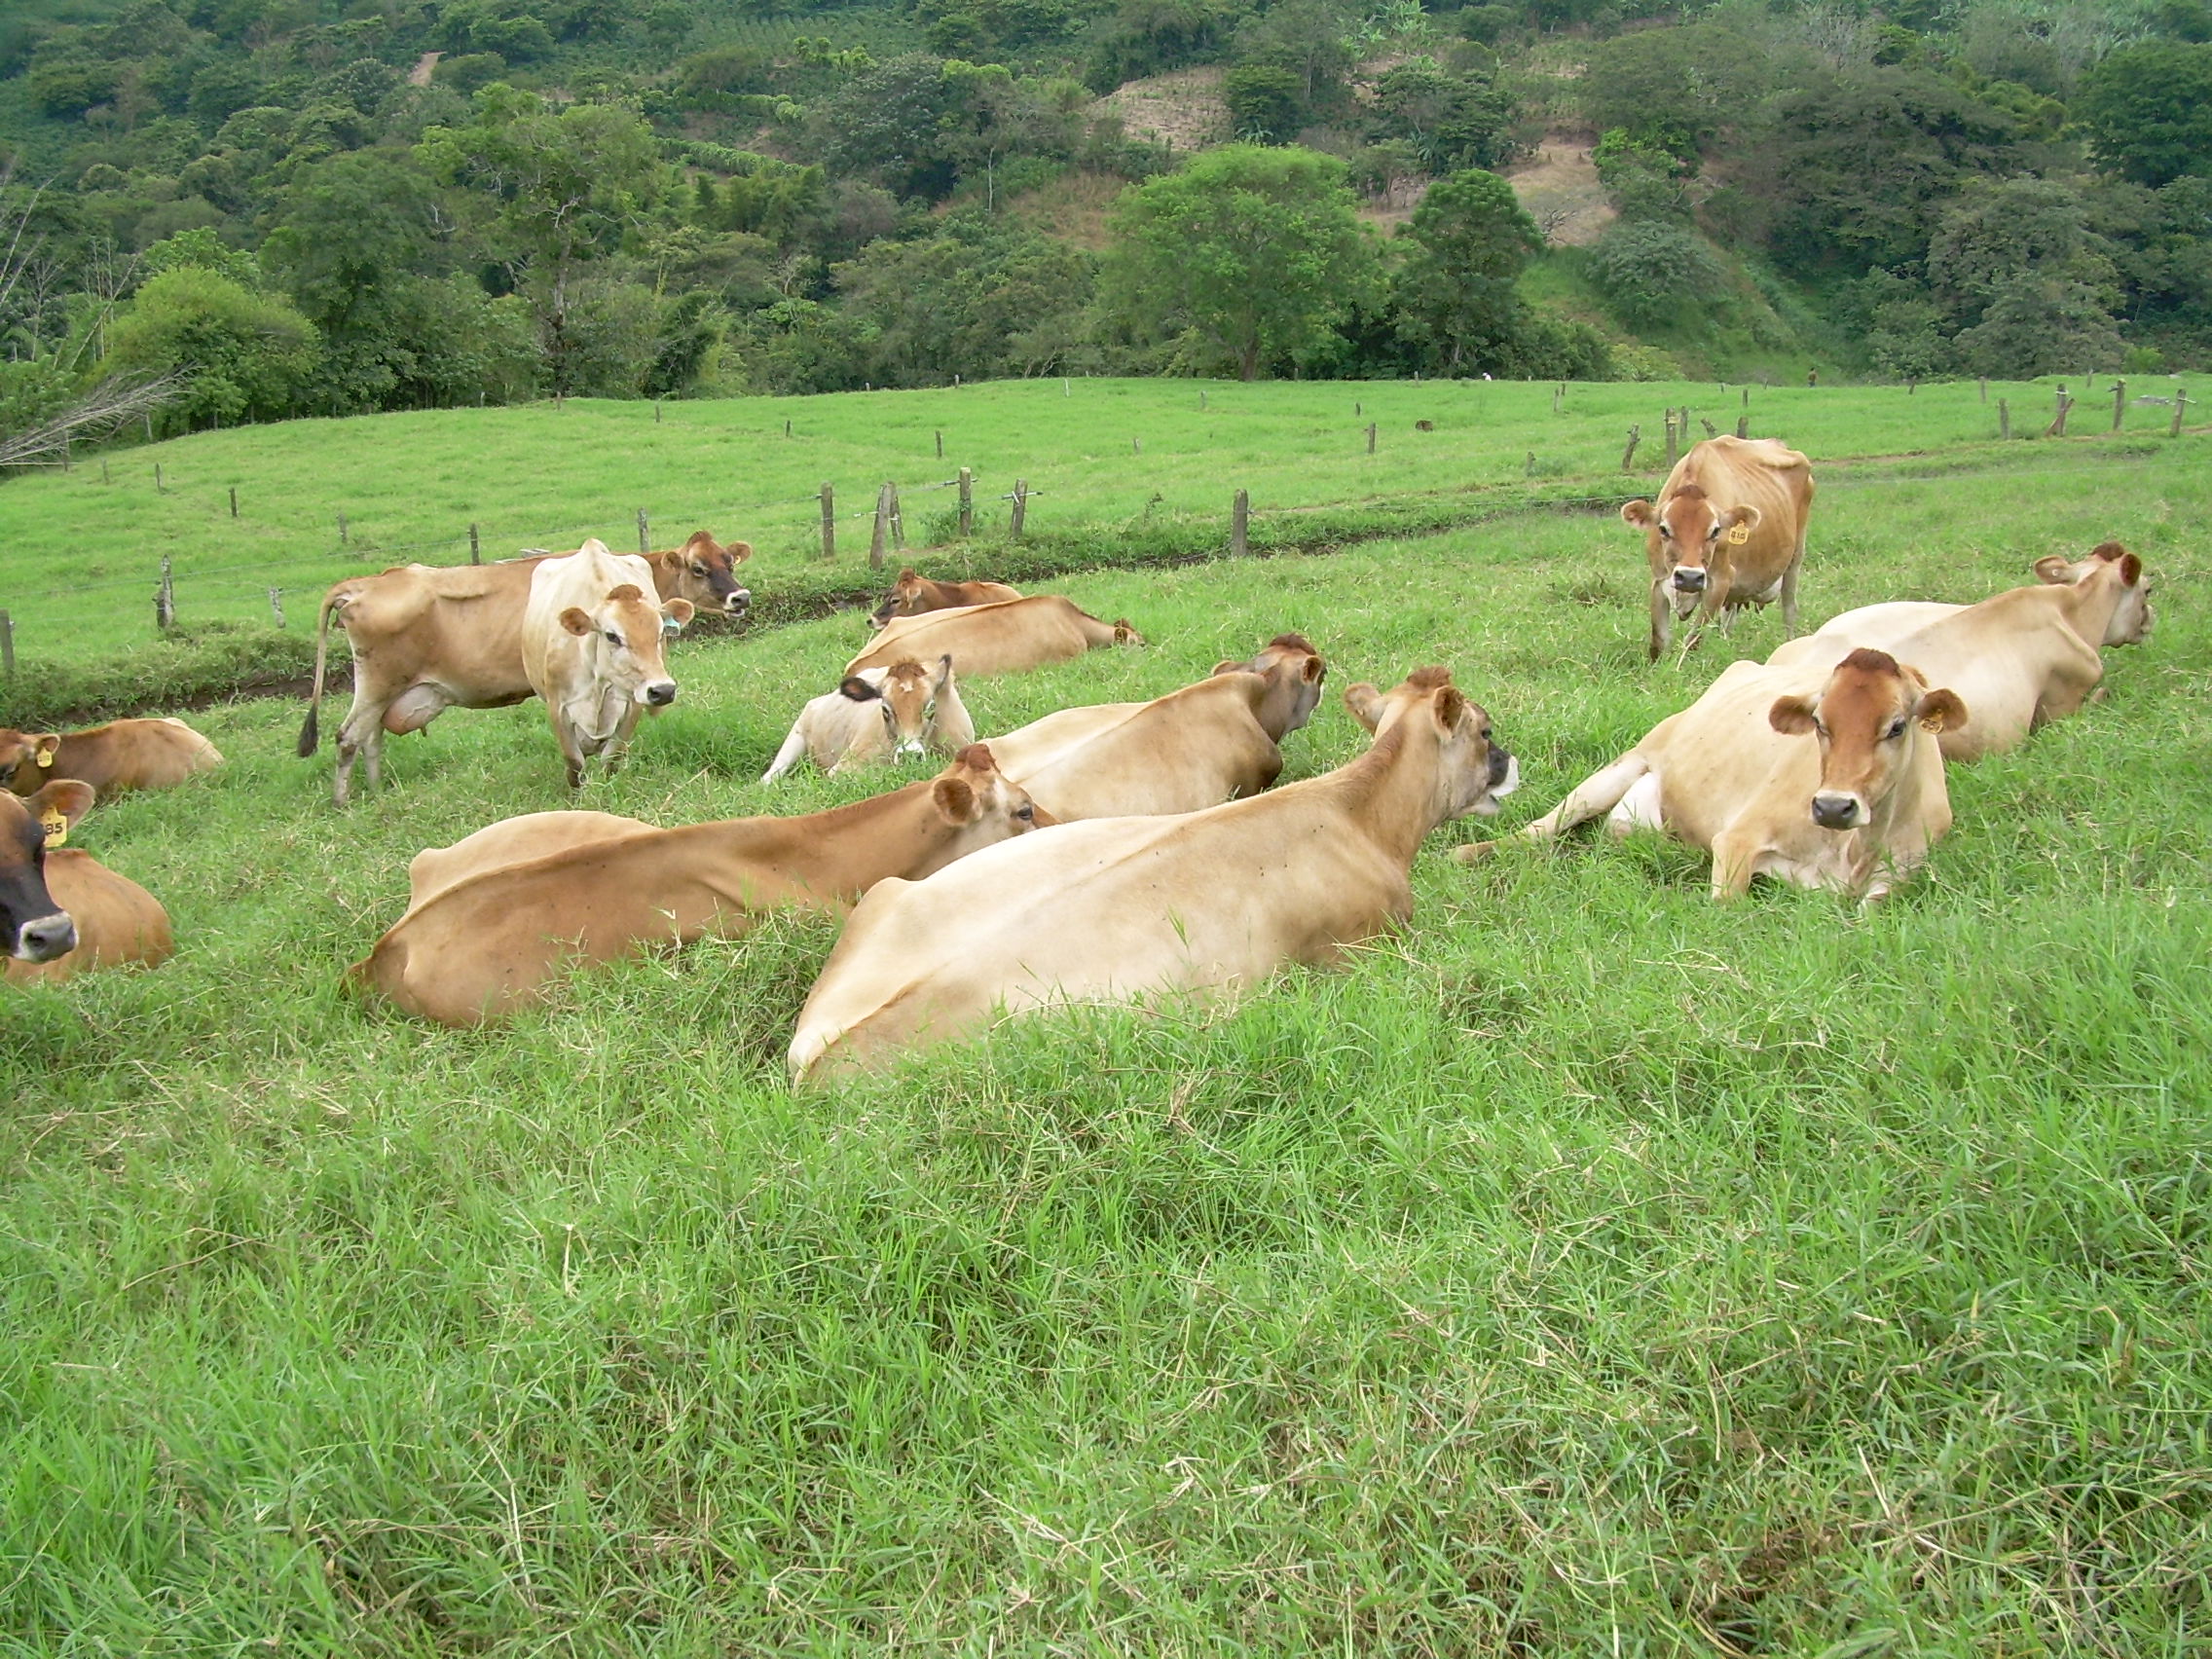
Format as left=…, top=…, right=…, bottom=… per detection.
left=1999, top=398, right=2010, bottom=440
left=1663, top=411, right=1677, bottom=471
left=469, top=523, right=481, bottom=565
left=653, top=399, right=662, bottom=424
left=935, top=429, right=943, bottom=460
left=868, top=485, right=888, bottom=569
left=2113, top=380, right=2126, bottom=431
left=1700, top=417, right=1718, bottom=439
left=1231, top=489, right=1248, bottom=558
left=889, top=483, right=904, bottom=551
left=0, top=609, right=13, bottom=678
left=155, top=556, right=174, bottom=631
left=155, top=463, right=165, bottom=495
left=1366, top=423, right=1377, bottom=454
left=957, top=466, right=973, bottom=537
left=2051, top=386, right=2071, bottom=437
left=1736, top=415, right=1750, bottom=439
left=1742, top=387, right=1750, bottom=409
left=820, top=483, right=835, bottom=560
left=269, top=587, right=285, bottom=628
left=1551, top=384, right=1562, bottom=415
left=2173, top=391, right=2189, bottom=438
left=1979, top=378, right=1988, bottom=403
left=1622, top=425, right=1641, bottom=470
left=101, top=461, right=108, bottom=485
left=1524, top=451, right=1536, bottom=476
left=337, top=512, right=348, bottom=544
left=229, top=486, right=239, bottom=519
left=1010, top=479, right=1028, bottom=539
left=637, top=507, right=649, bottom=555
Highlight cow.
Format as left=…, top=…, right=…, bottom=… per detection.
left=868, top=569, right=1022, bottom=630
left=846, top=596, right=1144, bottom=680
left=1763, top=541, right=2152, bottom=761
left=761, top=656, right=976, bottom=783
left=522, top=539, right=693, bottom=789
left=1623, top=435, right=1815, bottom=663
left=4, top=781, right=173, bottom=985
left=978, top=633, right=1328, bottom=822
left=788, top=667, right=1517, bottom=1081
left=0, top=788, right=76, bottom=966
left=351, top=746, right=1049, bottom=1025
left=298, top=532, right=749, bottom=806
left=408, top=811, right=659, bottom=906
left=0, top=718, right=222, bottom=797
left=1490, top=647, right=1966, bottom=903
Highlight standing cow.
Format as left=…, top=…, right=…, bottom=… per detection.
left=1625, top=436, right=1815, bottom=662
left=522, top=540, right=693, bottom=789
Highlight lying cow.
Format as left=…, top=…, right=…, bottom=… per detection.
left=762, top=656, right=976, bottom=783
left=1493, top=647, right=1966, bottom=903
left=979, top=633, right=1327, bottom=822
left=1, top=789, right=76, bottom=967
left=352, top=746, right=1048, bottom=1025
left=847, top=596, right=1143, bottom=680
left=4, top=781, right=173, bottom=985
left=0, top=717, right=222, bottom=797
left=523, top=539, right=694, bottom=789
left=1625, top=435, right=1815, bottom=662
left=299, top=530, right=749, bottom=806
left=1764, top=541, right=2152, bottom=761
left=789, top=667, right=1517, bottom=1081
left=868, top=569, right=1022, bottom=630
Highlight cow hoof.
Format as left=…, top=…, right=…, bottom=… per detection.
left=1453, top=840, right=1498, bottom=865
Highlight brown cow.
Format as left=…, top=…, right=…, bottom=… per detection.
left=978, top=634, right=1327, bottom=821
left=352, top=746, right=1049, bottom=1025
left=1495, top=647, right=1965, bottom=902
left=868, top=568, right=1022, bottom=630
left=762, top=655, right=976, bottom=782
left=0, top=718, right=222, bottom=797
left=522, top=541, right=693, bottom=788
left=846, top=596, right=1143, bottom=680
left=3, top=781, right=173, bottom=983
left=1624, top=435, right=1815, bottom=662
left=789, top=667, right=1516, bottom=1080
left=0, top=788, right=76, bottom=965
left=298, top=532, right=749, bottom=806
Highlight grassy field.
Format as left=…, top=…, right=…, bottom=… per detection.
left=1, top=408, right=2208, bottom=1650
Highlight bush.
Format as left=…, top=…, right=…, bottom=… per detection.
left=1224, top=65, right=1306, bottom=142
left=1590, top=219, right=1725, bottom=328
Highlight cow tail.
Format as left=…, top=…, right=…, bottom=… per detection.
left=298, top=588, right=344, bottom=757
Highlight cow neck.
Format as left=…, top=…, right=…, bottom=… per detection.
left=1070, top=606, right=1118, bottom=645
left=2053, top=564, right=2129, bottom=647
left=663, top=778, right=956, bottom=899
left=1319, top=713, right=1454, bottom=867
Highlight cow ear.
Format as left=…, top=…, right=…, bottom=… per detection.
left=1210, top=657, right=1244, bottom=676
left=728, top=540, right=754, bottom=564
left=897, top=567, right=917, bottom=583
left=2120, top=553, right=2143, bottom=585
left=2033, top=555, right=2074, bottom=585
left=932, top=776, right=978, bottom=824
left=838, top=676, right=881, bottom=702
left=1303, top=654, right=1325, bottom=683
left=560, top=607, right=594, bottom=636
left=33, top=734, right=60, bottom=767
left=1113, top=620, right=1139, bottom=644
left=2091, top=540, right=2128, bottom=563
left=1432, top=685, right=1467, bottom=733
left=1620, top=499, right=1655, bottom=529
left=1914, top=688, right=1968, bottom=733
left=664, top=599, right=695, bottom=626
left=1769, top=695, right=1817, bottom=735
left=1343, top=683, right=1384, bottom=731
left=27, top=778, right=94, bottom=830
left=933, top=652, right=954, bottom=687
left=1723, top=504, right=1763, bottom=535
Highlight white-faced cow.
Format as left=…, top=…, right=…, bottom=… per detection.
left=522, top=540, right=693, bottom=789
left=1624, top=435, right=1815, bottom=663
left=0, top=718, right=222, bottom=797
left=789, top=667, right=1516, bottom=1081
left=762, top=656, right=976, bottom=783
left=847, top=596, right=1143, bottom=680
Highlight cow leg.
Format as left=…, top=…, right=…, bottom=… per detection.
left=1709, top=830, right=1762, bottom=901
left=761, top=725, right=809, bottom=783
left=332, top=693, right=387, bottom=807
left=1605, top=771, right=1664, bottom=837
left=1520, top=755, right=1649, bottom=841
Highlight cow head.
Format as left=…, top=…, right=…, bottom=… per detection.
left=848, top=655, right=955, bottom=761
left=868, top=569, right=931, bottom=631
left=1213, top=632, right=1327, bottom=741
left=559, top=584, right=693, bottom=708
left=0, top=784, right=83, bottom=963
left=1623, top=486, right=1762, bottom=615
left=2033, top=540, right=2153, bottom=646
left=666, top=531, right=753, bottom=617
left=1343, top=666, right=1519, bottom=819
left=913, top=744, right=1052, bottom=875
left=1112, top=619, right=1145, bottom=646
left=1769, top=648, right=1966, bottom=832
left=0, top=730, right=60, bottom=792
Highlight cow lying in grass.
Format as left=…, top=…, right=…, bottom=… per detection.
left=762, top=656, right=975, bottom=782
left=4, top=781, right=172, bottom=985
left=848, top=596, right=1143, bottom=680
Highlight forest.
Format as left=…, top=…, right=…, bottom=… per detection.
left=0, top=0, right=2208, bottom=448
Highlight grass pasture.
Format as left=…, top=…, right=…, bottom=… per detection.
left=2, top=410, right=2210, bottom=1650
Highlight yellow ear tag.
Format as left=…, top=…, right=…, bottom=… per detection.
left=1726, top=524, right=1751, bottom=546
left=39, top=810, right=66, bottom=847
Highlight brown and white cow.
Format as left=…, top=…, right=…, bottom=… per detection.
left=3, top=781, right=173, bottom=985
left=978, top=633, right=1328, bottom=822
left=1764, top=542, right=2152, bottom=761
left=1493, top=647, right=1966, bottom=902
left=0, top=718, right=222, bottom=797
left=762, top=655, right=976, bottom=782
left=522, top=540, right=693, bottom=789
left=868, top=569, right=1022, bottom=630
left=788, top=667, right=1516, bottom=1080
left=352, top=746, right=1048, bottom=1025
left=846, top=596, right=1143, bottom=680
left=298, top=532, right=748, bottom=806
left=1624, top=436, right=1815, bottom=662
left=0, top=787, right=76, bottom=966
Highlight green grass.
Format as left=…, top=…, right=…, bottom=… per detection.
left=1, top=411, right=2208, bottom=1650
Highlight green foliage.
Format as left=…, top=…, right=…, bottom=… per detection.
left=1101, top=143, right=1377, bottom=379
left=1083, top=0, right=1240, bottom=94
left=1589, top=217, right=1723, bottom=329
left=1368, top=55, right=1519, bottom=173
left=1224, top=63, right=1306, bottom=141
left=1952, top=272, right=2125, bottom=378
left=139, top=224, right=261, bottom=288
left=2077, top=40, right=2212, bottom=188
left=1390, top=167, right=1541, bottom=373
left=103, top=265, right=318, bottom=431
left=831, top=216, right=1094, bottom=385
left=1578, top=21, right=1763, bottom=162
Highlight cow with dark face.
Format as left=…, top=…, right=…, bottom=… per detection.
left=0, top=790, right=77, bottom=965
left=655, top=531, right=753, bottom=619
left=868, top=569, right=1021, bottom=630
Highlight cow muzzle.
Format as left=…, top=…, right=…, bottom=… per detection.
left=723, top=588, right=752, bottom=616
left=1810, top=791, right=1864, bottom=830
left=641, top=681, right=678, bottom=708
left=14, top=910, right=77, bottom=963
left=1671, top=567, right=1708, bottom=594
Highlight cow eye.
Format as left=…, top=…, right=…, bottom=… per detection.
left=1886, top=717, right=1908, bottom=739
left=1015, top=804, right=1034, bottom=821
left=1658, top=525, right=1673, bottom=539
left=605, top=630, right=623, bottom=646
left=690, top=564, right=706, bottom=575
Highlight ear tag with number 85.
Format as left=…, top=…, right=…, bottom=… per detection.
left=39, top=810, right=66, bottom=847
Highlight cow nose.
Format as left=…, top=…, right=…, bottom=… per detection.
left=1489, top=747, right=1517, bottom=792
left=1810, top=792, right=1862, bottom=830
left=644, top=682, right=677, bottom=707
left=1672, top=567, right=1708, bottom=592
left=726, top=590, right=751, bottom=614
left=15, top=911, right=77, bottom=963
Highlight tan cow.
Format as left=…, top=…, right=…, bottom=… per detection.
left=523, top=540, right=694, bottom=788
left=407, top=811, right=658, bottom=906
left=1493, top=647, right=1966, bottom=902
left=1763, top=541, right=2152, bottom=761
left=978, top=633, right=1328, bottom=822
left=762, top=656, right=977, bottom=782
left=298, top=532, right=748, bottom=806
left=1624, top=435, right=1815, bottom=662
left=868, top=569, right=1022, bottom=630
left=4, top=781, right=173, bottom=984
left=789, top=667, right=1517, bottom=1081
left=846, top=596, right=1143, bottom=680
left=0, top=787, right=76, bottom=965
left=0, top=718, right=222, bottom=797
left=352, top=746, right=1048, bottom=1025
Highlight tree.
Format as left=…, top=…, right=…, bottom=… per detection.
left=1099, top=144, right=1376, bottom=379
left=1579, top=22, right=1766, bottom=163
left=2077, top=41, right=2212, bottom=188
left=1369, top=58, right=1519, bottom=174
left=1390, top=168, right=1540, bottom=373
left=1952, top=272, right=2126, bottom=378
left=1926, top=177, right=2120, bottom=330
left=1224, top=65, right=1306, bottom=142
left=104, top=265, right=319, bottom=429
left=1589, top=218, right=1725, bottom=329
